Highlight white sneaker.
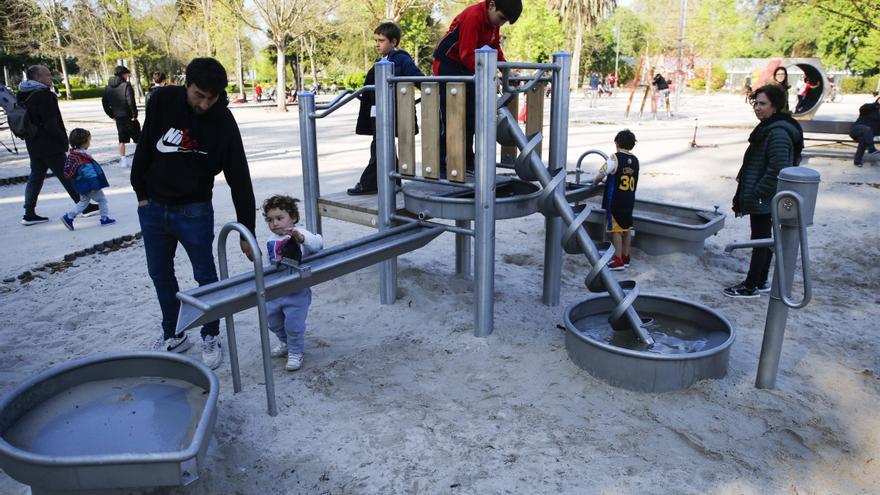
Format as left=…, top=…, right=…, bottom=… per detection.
left=270, top=341, right=288, bottom=358
left=286, top=353, right=303, bottom=371
left=201, top=335, right=223, bottom=370
left=152, top=333, right=193, bottom=353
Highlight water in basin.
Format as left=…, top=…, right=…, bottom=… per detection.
left=4, top=376, right=207, bottom=456
left=572, top=314, right=726, bottom=355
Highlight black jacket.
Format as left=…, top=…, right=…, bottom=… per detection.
left=131, top=86, right=256, bottom=234
left=355, top=49, right=424, bottom=136
left=102, top=76, right=137, bottom=119
left=733, top=114, right=804, bottom=216
left=18, top=87, right=68, bottom=158
left=854, top=101, right=880, bottom=134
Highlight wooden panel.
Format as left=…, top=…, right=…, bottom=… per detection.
left=396, top=83, right=416, bottom=177
left=317, top=191, right=411, bottom=229
left=526, top=83, right=545, bottom=160
left=446, top=82, right=466, bottom=183
left=500, top=93, right=519, bottom=165
left=420, top=82, right=441, bottom=179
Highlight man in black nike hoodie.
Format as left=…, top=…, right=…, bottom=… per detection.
left=132, top=57, right=256, bottom=370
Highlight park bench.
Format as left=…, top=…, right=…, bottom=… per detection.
left=800, top=119, right=879, bottom=160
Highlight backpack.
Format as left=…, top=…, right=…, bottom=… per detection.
left=0, top=84, right=39, bottom=139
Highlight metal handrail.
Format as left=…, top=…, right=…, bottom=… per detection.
left=389, top=75, right=474, bottom=83
left=501, top=68, right=548, bottom=94
left=770, top=191, right=812, bottom=308
left=311, top=86, right=373, bottom=119
left=217, top=222, right=277, bottom=416
left=574, top=149, right=609, bottom=186
left=315, top=89, right=353, bottom=110
left=498, top=61, right=560, bottom=71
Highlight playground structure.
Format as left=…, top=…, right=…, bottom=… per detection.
left=169, top=48, right=734, bottom=410
left=754, top=58, right=830, bottom=119
left=0, top=352, right=219, bottom=494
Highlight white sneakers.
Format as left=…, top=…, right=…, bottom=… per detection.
left=152, top=333, right=193, bottom=353
left=286, top=353, right=303, bottom=371
left=201, top=335, right=223, bottom=370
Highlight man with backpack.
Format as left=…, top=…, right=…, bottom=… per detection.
left=11, top=65, right=96, bottom=225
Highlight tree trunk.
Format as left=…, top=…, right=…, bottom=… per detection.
left=130, top=57, right=143, bottom=102
left=59, top=54, right=72, bottom=100
left=308, top=34, right=317, bottom=87
left=276, top=40, right=287, bottom=112
left=236, top=37, right=246, bottom=99
left=202, top=0, right=212, bottom=56
left=705, top=63, right=712, bottom=96
left=570, top=8, right=584, bottom=91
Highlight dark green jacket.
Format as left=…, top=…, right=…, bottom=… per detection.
left=733, top=114, right=803, bottom=216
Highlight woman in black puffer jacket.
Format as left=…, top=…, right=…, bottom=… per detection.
left=725, top=83, right=804, bottom=298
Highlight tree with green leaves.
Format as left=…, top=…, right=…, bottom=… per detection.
left=550, top=0, right=616, bottom=88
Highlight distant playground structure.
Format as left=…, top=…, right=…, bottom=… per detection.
left=754, top=57, right=831, bottom=119
left=0, top=48, right=820, bottom=495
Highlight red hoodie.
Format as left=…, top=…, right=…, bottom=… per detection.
left=433, top=1, right=507, bottom=75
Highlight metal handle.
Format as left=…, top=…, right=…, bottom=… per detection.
left=311, top=86, right=374, bottom=119
left=575, top=149, right=609, bottom=186
left=217, top=222, right=277, bottom=417
left=770, top=191, right=812, bottom=309
left=501, top=68, right=547, bottom=95
left=314, top=89, right=353, bottom=110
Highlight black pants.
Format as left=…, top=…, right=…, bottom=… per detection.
left=744, top=213, right=773, bottom=289
left=24, top=152, right=80, bottom=215
left=356, top=138, right=378, bottom=190
left=849, top=124, right=877, bottom=165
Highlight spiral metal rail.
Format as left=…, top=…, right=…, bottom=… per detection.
left=498, top=106, right=654, bottom=346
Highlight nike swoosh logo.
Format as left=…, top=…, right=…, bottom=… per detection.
left=156, top=140, right=180, bottom=153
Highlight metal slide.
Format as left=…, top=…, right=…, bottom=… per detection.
left=175, top=223, right=444, bottom=333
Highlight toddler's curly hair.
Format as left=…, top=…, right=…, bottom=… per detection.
left=262, top=195, right=301, bottom=223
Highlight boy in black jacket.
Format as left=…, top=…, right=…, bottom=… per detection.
left=850, top=97, right=880, bottom=167
left=132, top=57, right=256, bottom=370
left=347, top=22, right=423, bottom=196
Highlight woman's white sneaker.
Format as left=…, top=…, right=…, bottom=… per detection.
left=286, top=353, right=303, bottom=371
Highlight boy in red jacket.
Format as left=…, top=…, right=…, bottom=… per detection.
left=433, top=0, right=522, bottom=176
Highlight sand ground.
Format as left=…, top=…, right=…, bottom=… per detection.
left=0, top=90, right=878, bottom=494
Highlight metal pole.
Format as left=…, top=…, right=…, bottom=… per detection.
left=755, top=168, right=819, bottom=389
left=297, top=92, right=321, bottom=235
left=542, top=52, right=571, bottom=307
left=217, top=223, right=277, bottom=416
left=455, top=220, right=472, bottom=276
left=474, top=47, right=498, bottom=337
left=375, top=60, right=398, bottom=305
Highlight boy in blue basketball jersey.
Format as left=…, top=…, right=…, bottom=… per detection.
left=592, top=130, right=639, bottom=271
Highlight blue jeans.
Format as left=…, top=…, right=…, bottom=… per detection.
left=138, top=201, right=219, bottom=340
left=24, top=152, right=80, bottom=214
left=266, top=289, right=312, bottom=355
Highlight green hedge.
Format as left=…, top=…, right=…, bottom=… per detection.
left=342, top=71, right=367, bottom=90
left=58, top=87, right=105, bottom=99
left=841, top=76, right=879, bottom=94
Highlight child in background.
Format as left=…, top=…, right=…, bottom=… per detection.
left=262, top=195, right=323, bottom=371
left=592, top=129, right=639, bottom=271
left=61, top=128, right=115, bottom=230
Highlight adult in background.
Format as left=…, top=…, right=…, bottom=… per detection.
left=725, top=84, right=803, bottom=299
left=18, top=65, right=97, bottom=225
left=769, top=65, right=791, bottom=113
left=102, top=65, right=139, bottom=168
left=145, top=71, right=170, bottom=109
left=132, top=57, right=255, bottom=369
left=850, top=96, right=880, bottom=167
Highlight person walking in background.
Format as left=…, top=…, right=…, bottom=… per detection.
left=17, top=65, right=97, bottom=225
left=60, top=128, right=115, bottom=230
left=132, top=57, right=256, bottom=369
left=725, top=84, right=803, bottom=298
left=102, top=65, right=139, bottom=168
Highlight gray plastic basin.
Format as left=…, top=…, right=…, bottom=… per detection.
left=0, top=352, right=219, bottom=494
left=565, top=294, right=735, bottom=392
left=403, top=176, right=541, bottom=220
left=569, top=198, right=725, bottom=255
